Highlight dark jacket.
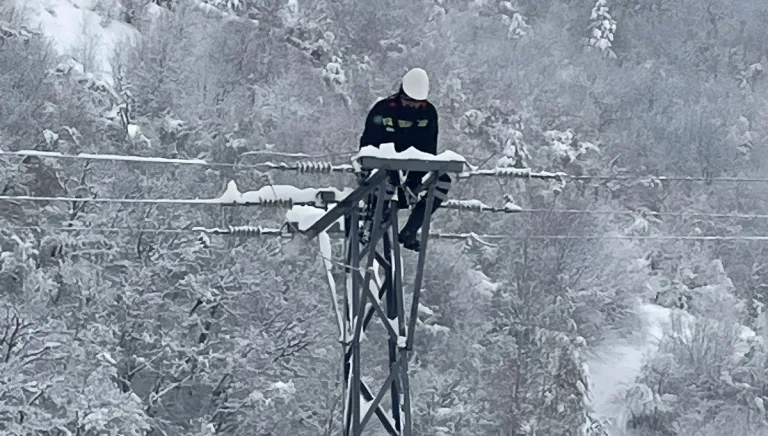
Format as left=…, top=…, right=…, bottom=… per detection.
left=359, top=92, right=439, bottom=155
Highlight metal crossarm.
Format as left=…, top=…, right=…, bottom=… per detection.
left=306, top=154, right=445, bottom=436
left=304, top=170, right=389, bottom=239
left=357, top=156, right=465, bottom=174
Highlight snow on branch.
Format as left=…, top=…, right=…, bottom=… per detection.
left=0, top=21, right=40, bottom=43
left=588, top=0, right=618, bottom=58
left=189, top=0, right=259, bottom=25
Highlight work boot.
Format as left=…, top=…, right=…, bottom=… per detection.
left=398, top=197, right=443, bottom=252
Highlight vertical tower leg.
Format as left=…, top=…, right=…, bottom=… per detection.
left=336, top=168, right=440, bottom=436
left=344, top=203, right=360, bottom=436
left=390, top=196, right=411, bottom=434
left=345, top=182, right=390, bottom=436
left=385, top=200, right=402, bottom=431
left=402, top=172, right=439, bottom=436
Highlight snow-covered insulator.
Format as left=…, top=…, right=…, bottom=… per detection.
left=241, top=198, right=296, bottom=208
left=295, top=161, right=334, bottom=173
left=263, top=161, right=349, bottom=174
left=226, top=225, right=276, bottom=237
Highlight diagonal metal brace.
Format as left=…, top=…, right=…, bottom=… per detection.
left=305, top=170, right=389, bottom=240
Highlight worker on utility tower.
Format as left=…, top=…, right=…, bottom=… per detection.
left=359, top=67, right=452, bottom=252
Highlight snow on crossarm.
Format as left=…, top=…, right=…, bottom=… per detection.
left=357, top=143, right=466, bottom=164
left=285, top=205, right=344, bottom=232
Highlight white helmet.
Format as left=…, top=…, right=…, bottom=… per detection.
left=401, top=68, right=429, bottom=100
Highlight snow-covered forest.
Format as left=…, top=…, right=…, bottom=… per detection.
left=2, top=0, right=768, bottom=435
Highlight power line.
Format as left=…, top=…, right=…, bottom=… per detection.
left=0, top=194, right=323, bottom=207
left=457, top=205, right=768, bottom=220
left=0, top=150, right=356, bottom=174
left=6, top=224, right=768, bottom=242
left=5, top=194, right=768, bottom=222
left=9, top=149, right=763, bottom=184
left=0, top=150, right=560, bottom=179
left=433, top=233, right=768, bottom=242
left=0, top=195, right=224, bottom=206
left=3, top=224, right=286, bottom=236
left=567, top=174, right=768, bottom=183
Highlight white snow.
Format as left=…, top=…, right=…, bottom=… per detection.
left=357, top=143, right=466, bottom=164
left=443, top=199, right=523, bottom=213
left=418, top=304, right=434, bottom=316
left=588, top=303, right=689, bottom=434
left=397, top=336, right=407, bottom=348
left=17, top=0, right=140, bottom=86
left=444, top=199, right=490, bottom=210
left=144, top=2, right=166, bottom=19
left=5, top=150, right=208, bottom=165
left=99, top=351, right=117, bottom=364
left=318, top=230, right=343, bottom=337
left=459, top=167, right=567, bottom=180
left=735, top=324, right=757, bottom=362
left=285, top=205, right=343, bottom=231
left=387, top=318, right=404, bottom=335
left=420, top=323, right=450, bottom=334
left=270, top=380, right=296, bottom=396
left=217, top=180, right=353, bottom=206
left=188, top=0, right=259, bottom=25
left=42, top=130, right=59, bottom=145
left=360, top=399, right=373, bottom=419
left=373, top=258, right=384, bottom=292
left=126, top=124, right=141, bottom=139
left=465, top=269, right=499, bottom=298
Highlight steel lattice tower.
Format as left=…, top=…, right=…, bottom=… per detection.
left=304, top=155, right=464, bottom=436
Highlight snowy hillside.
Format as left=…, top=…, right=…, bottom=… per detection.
left=588, top=303, right=679, bottom=434
left=4, top=0, right=768, bottom=435
left=15, top=0, right=139, bottom=84
left=589, top=302, right=760, bottom=435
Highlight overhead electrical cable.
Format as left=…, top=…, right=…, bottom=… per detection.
left=3, top=194, right=768, bottom=221
left=6, top=149, right=765, bottom=183
left=6, top=224, right=768, bottom=242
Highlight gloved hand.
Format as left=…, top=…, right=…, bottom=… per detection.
left=358, top=168, right=372, bottom=184
left=396, top=187, right=410, bottom=209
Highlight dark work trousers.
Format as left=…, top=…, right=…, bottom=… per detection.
left=344, top=171, right=451, bottom=242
